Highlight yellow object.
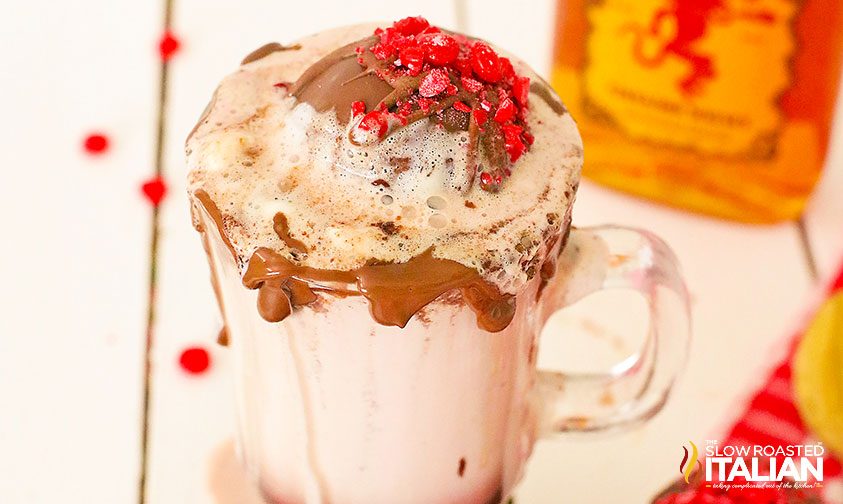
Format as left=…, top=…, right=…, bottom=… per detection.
left=793, top=292, right=843, bottom=458
left=551, top=0, right=843, bottom=223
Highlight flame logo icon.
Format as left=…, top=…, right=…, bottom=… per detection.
left=679, top=441, right=702, bottom=484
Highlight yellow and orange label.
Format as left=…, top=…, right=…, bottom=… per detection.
left=582, top=0, right=797, bottom=158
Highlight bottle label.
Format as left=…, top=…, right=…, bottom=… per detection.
left=583, top=0, right=798, bottom=158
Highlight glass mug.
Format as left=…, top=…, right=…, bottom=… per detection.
left=199, top=200, right=691, bottom=503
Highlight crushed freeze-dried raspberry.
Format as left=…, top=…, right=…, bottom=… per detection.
left=502, top=124, right=527, bottom=162
left=419, top=68, right=450, bottom=97
left=351, top=100, right=367, bottom=118
left=512, top=77, right=530, bottom=107
left=472, top=108, right=488, bottom=125
left=453, top=102, right=472, bottom=113
left=469, top=43, right=501, bottom=83
left=460, top=76, right=484, bottom=93
left=421, top=33, right=459, bottom=65
left=494, top=97, right=516, bottom=123
left=399, top=44, right=425, bottom=75
left=348, top=17, right=535, bottom=192
left=357, top=111, right=389, bottom=138
left=394, top=16, right=430, bottom=36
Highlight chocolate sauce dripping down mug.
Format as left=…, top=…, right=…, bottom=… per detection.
left=199, top=209, right=690, bottom=504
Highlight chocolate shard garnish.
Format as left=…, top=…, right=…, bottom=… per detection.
left=290, top=17, right=537, bottom=192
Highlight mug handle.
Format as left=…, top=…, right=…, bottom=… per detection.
left=535, top=226, right=691, bottom=434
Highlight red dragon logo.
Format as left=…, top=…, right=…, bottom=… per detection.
left=622, top=0, right=776, bottom=96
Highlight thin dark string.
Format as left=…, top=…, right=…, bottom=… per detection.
left=796, top=217, right=819, bottom=281
left=139, top=0, right=174, bottom=501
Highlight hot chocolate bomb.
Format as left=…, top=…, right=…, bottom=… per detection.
left=187, top=18, right=583, bottom=332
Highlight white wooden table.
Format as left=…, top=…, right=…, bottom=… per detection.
left=1, top=0, right=842, bottom=503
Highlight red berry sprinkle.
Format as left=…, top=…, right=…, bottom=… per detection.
left=453, top=101, right=472, bottom=113
left=141, top=177, right=167, bottom=206
left=351, top=100, right=367, bottom=118
left=179, top=346, right=211, bottom=374
left=502, top=124, right=527, bottom=162
left=83, top=133, right=109, bottom=154
left=417, top=97, right=434, bottom=113
left=273, top=82, right=289, bottom=89
left=354, top=17, right=536, bottom=191
left=421, top=33, right=459, bottom=65
left=512, top=77, right=531, bottom=107
left=494, top=97, right=516, bottom=123
left=472, top=108, right=488, bottom=125
left=469, top=43, right=502, bottom=83
left=499, top=57, right=516, bottom=81
left=158, top=31, right=180, bottom=61
left=419, top=68, right=451, bottom=97
left=358, top=111, right=389, bottom=138
left=460, top=76, right=484, bottom=93
left=394, top=16, right=430, bottom=36
left=399, top=44, right=425, bottom=75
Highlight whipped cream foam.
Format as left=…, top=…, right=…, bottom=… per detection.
left=187, top=23, right=583, bottom=296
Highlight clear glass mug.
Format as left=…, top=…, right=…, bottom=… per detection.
left=200, top=200, right=691, bottom=503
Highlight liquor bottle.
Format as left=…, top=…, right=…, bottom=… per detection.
left=551, top=0, right=843, bottom=223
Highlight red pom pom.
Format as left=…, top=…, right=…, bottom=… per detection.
left=141, top=177, right=167, bottom=206
left=83, top=133, right=109, bottom=154
left=158, top=31, right=181, bottom=61
left=179, top=346, right=210, bottom=374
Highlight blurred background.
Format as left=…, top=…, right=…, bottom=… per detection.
left=1, top=0, right=841, bottom=503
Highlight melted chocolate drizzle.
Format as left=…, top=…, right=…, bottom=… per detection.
left=195, top=194, right=519, bottom=332
left=241, top=42, right=302, bottom=65
left=242, top=247, right=516, bottom=332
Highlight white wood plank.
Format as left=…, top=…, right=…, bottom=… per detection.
left=0, top=1, right=159, bottom=503
left=803, top=82, right=843, bottom=280
left=146, top=3, right=460, bottom=502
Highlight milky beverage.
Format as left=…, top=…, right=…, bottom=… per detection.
left=188, top=20, right=606, bottom=504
